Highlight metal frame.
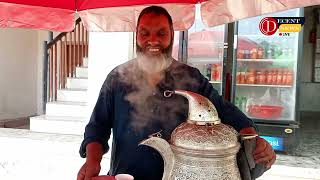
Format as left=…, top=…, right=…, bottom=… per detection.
left=230, top=21, right=239, bottom=104
left=294, top=8, right=305, bottom=126
left=221, top=24, right=229, bottom=99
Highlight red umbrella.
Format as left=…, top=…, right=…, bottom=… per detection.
left=1, top=0, right=320, bottom=32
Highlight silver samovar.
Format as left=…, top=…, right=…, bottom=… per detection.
left=140, top=90, right=241, bottom=180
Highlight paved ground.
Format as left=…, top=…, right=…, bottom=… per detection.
left=1, top=111, right=319, bottom=179
left=257, top=111, right=320, bottom=179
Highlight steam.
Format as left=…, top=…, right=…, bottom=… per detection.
left=116, top=54, right=200, bottom=137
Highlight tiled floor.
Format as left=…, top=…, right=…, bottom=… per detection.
left=275, top=112, right=320, bottom=169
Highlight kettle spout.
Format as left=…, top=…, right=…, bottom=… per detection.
left=140, top=137, right=175, bottom=180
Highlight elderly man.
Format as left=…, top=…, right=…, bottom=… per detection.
left=77, top=5, right=276, bottom=180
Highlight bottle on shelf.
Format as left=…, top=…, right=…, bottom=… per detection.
left=250, top=48, right=258, bottom=59
left=235, top=96, right=247, bottom=112
left=260, top=40, right=269, bottom=59
left=286, top=69, right=294, bottom=85
left=241, top=96, right=247, bottom=113
left=257, top=47, right=264, bottom=59
left=239, top=68, right=247, bottom=84
left=237, top=49, right=245, bottom=59
left=247, top=68, right=256, bottom=84
left=272, top=69, right=278, bottom=85
left=235, top=97, right=240, bottom=108
left=266, top=69, right=273, bottom=84
left=282, top=69, right=288, bottom=85
left=244, top=50, right=250, bottom=59
left=276, top=69, right=283, bottom=85
left=236, top=72, right=241, bottom=84
left=267, top=45, right=274, bottom=59
left=211, top=63, right=221, bottom=82
left=256, top=69, right=265, bottom=84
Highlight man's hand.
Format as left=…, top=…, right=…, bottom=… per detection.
left=77, top=142, right=104, bottom=180
left=77, top=160, right=101, bottom=180
left=240, top=127, right=276, bottom=168
left=253, top=136, right=276, bottom=168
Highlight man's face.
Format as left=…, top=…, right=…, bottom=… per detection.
left=136, top=13, right=173, bottom=58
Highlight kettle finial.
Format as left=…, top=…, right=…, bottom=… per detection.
left=164, top=90, right=221, bottom=125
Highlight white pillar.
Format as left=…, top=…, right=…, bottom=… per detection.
left=87, top=32, right=134, bottom=116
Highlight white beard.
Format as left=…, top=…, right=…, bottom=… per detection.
left=137, top=53, right=172, bottom=74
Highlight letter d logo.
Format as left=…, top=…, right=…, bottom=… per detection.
left=259, top=17, right=278, bottom=36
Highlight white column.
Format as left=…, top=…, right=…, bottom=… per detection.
left=87, top=32, right=134, bottom=116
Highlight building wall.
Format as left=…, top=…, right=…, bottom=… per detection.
left=0, top=29, right=47, bottom=120
left=299, top=6, right=320, bottom=112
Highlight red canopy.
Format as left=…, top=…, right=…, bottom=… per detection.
left=0, top=0, right=320, bottom=32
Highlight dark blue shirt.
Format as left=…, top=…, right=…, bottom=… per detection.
left=79, top=59, right=255, bottom=180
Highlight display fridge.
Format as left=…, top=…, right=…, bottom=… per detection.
left=184, top=6, right=227, bottom=96
left=231, top=8, right=303, bottom=153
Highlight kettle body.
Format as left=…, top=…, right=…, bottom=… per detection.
left=140, top=90, right=242, bottom=180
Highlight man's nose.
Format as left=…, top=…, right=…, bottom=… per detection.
left=147, top=35, right=160, bottom=46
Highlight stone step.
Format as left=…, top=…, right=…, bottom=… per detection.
left=57, top=88, right=87, bottom=102
left=66, top=77, right=88, bottom=89
left=30, top=115, right=88, bottom=135
left=45, top=101, right=89, bottom=117
left=76, top=67, right=88, bottom=78
left=0, top=117, right=29, bottom=128
left=83, top=57, right=88, bottom=67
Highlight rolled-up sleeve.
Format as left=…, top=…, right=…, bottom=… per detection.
left=194, top=68, right=255, bottom=132
left=79, top=73, right=115, bottom=158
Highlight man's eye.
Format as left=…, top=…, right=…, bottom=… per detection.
left=140, top=31, right=149, bottom=37
left=158, top=31, right=168, bottom=36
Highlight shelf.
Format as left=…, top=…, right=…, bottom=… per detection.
left=238, top=34, right=297, bottom=38
left=237, top=59, right=293, bottom=62
left=188, top=57, right=222, bottom=64
left=209, top=81, right=222, bottom=84
left=236, top=84, right=293, bottom=88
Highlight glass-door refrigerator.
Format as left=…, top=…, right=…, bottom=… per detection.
left=185, top=5, right=227, bottom=95
left=232, top=8, right=303, bottom=153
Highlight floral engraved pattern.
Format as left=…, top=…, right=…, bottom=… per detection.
left=171, top=161, right=241, bottom=180
left=171, top=122, right=239, bottom=151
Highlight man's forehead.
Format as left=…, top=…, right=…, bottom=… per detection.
left=138, top=13, right=170, bottom=29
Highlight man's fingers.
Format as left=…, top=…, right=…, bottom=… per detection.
left=77, top=164, right=86, bottom=180
left=255, top=146, right=276, bottom=165
left=266, top=152, right=277, bottom=168
left=84, top=163, right=101, bottom=180
left=254, top=142, right=272, bottom=160
left=253, top=137, right=267, bottom=155
left=252, top=137, right=276, bottom=168
left=77, top=172, right=85, bottom=180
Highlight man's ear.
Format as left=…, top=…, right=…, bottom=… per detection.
left=171, top=29, right=174, bottom=42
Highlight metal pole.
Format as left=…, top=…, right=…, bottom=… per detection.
left=49, top=32, right=53, bottom=42
left=43, top=41, right=49, bottom=113
left=182, top=30, right=188, bottom=64
left=222, top=24, right=229, bottom=100
left=230, top=22, right=238, bottom=104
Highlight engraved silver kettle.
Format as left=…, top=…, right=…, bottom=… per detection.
left=140, top=90, right=241, bottom=180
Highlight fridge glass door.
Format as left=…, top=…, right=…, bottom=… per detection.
left=235, top=8, right=300, bottom=121
left=187, top=5, right=225, bottom=95
left=172, top=31, right=181, bottom=60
